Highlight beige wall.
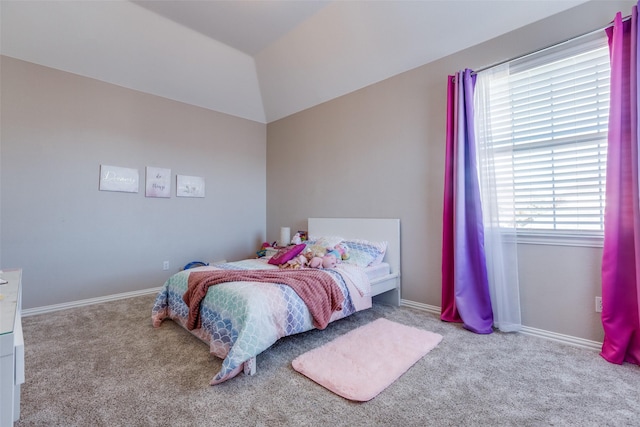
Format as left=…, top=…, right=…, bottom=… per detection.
left=1, top=0, right=630, bottom=341
left=267, top=0, right=633, bottom=343
left=1, top=56, right=266, bottom=309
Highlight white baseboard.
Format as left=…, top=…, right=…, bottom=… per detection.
left=400, top=299, right=441, bottom=315
left=400, top=299, right=602, bottom=351
left=518, top=325, right=602, bottom=351
left=22, top=292, right=603, bottom=351
left=22, top=287, right=162, bottom=317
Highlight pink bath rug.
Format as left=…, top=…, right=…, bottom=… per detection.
left=292, top=317, right=443, bottom=401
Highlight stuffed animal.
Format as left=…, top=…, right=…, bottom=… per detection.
left=334, top=243, right=350, bottom=261
left=307, top=256, right=324, bottom=269
left=301, top=243, right=340, bottom=269
left=325, top=249, right=341, bottom=262
left=322, top=253, right=338, bottom=268
left=307, top=253, right=337, bottom=269
left=256, top=242, right=271, bottom=258
left=305, top=244, right=327, bottom=259
left=281, top=254, right=307, bottom=269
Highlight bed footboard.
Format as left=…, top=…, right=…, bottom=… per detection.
left=371, top=274, right=401, bottom=306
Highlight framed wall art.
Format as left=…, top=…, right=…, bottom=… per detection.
left=145, top=167, right=171, bottom=198
left=176, top=174, right=205, bottom=198
left=99, top=165, right=139, bottom=193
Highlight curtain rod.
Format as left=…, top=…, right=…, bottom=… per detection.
left=471, top=14, right=632, bottom=75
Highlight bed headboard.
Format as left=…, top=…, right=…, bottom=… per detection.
left=307, top=218, right=400, bottom=276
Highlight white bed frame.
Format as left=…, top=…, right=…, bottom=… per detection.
left=308, top=218, right=401, bottom=306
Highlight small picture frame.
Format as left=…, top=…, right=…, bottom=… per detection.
left=99, top=165, right=139, bottom=193
left=145, top=167, right=171, bottom=198
left=176, top=175, right=205, bottom=198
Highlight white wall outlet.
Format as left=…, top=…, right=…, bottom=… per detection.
left=163, top=261, right=169, bottom=271
left=595, top=296, right=603, bottom=313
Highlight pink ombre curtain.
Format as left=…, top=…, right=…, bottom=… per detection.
left=601, top=7, right=640, bottom=365
left=441, top=69, right=493, bottom=334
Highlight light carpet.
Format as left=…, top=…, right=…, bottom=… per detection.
left=292, top=318, right=443, bottom=401
left=15, top=294, right=640, bottom=426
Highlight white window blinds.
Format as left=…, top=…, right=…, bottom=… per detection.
left=482, top=33, right=610, bottom=232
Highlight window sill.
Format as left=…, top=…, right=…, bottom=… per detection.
left=515, top=231, right=603, bottom=248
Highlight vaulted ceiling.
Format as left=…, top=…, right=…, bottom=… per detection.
left=1, top=0, right=589, bottom=123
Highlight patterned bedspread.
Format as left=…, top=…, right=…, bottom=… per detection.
left=151, top=259, right=362, bottom=385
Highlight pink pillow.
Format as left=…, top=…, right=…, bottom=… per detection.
left=268, top=244, right=306, bottom=265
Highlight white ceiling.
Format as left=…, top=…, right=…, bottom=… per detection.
left=1, top=0, right=589, bottom=124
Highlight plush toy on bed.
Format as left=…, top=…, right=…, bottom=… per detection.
left=304, top=244, right=326, bottom=259
left=291, top=232, right=303, bottom=245
left=307, top=256, right=323, bottom=269
left=334, top=243, right=350, bottom=261
left=280, top=251, right=336, bottom=269
left=301, top=241, right=344, bottom=269
left=256, top=242, right=271, bottom=258
left=326, top=248, right=341, bottom=261
left=281, top=254, right=307, bottom=269
left=307, top=253, right=337, bottom=269
left=322, top=253, right=338, bottom=268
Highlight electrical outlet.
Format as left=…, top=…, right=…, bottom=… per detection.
left=595, top=296, right=603, bottom=313
left=163, top=261, right=169, bottom=271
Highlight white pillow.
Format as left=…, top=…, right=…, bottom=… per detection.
left=343, top=239, right=388, bottom=267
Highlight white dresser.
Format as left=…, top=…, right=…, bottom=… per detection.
left=0, top=269, right=24, bottom=426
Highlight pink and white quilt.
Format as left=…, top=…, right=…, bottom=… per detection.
left=151, top=259, right=370, bottom=384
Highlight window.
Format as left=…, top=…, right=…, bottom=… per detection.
left=480, top=33, right=610, bottom=242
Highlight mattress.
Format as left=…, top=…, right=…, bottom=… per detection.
left=364, top=262, right=391, bottom=281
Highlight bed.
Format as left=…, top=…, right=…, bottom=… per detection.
left=151, top=217, right=401, bottom=384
